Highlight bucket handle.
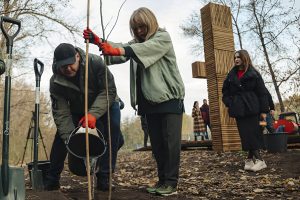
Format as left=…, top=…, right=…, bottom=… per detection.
left=0, top=16, right=21, bottom=54
left=66, top=126, right=107, bottom=160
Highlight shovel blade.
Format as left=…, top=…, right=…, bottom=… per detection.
left=0, top=166, right=25, bottom=200
left=30, top=169, right=44, bottom=191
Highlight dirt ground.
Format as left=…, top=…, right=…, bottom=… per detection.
left=25, top=147, right=300, bottom=200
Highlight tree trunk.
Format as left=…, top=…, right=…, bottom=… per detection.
left=251, top=1, right=285, bottom=112
left=232, top=17, right=243, bottom=49
left=261, top=40, right=285, bottom=112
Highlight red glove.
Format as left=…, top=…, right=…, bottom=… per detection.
left=83, top=28, right=101, bottom=47
left=79, top=113, right=96, bottom=129
left=100, top=42, right=121, bottom=56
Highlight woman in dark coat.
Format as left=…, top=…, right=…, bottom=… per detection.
left=222, top=49, right=269, bottom=172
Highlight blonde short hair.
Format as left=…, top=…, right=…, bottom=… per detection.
left=129, top=7, right=159, bottom=42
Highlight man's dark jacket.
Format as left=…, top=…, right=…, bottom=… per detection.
left=50, top=48, right=117, bottom=140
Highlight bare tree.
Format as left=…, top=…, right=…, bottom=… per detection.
left=0, top=0, right=81, bottom=66
left=180, top=10, right=204, bottom=56
left=0, top=0, right=81, bottom=162
left=245, top=0, right=300, bottom=112
left=180, top=0, right=246, bottom=54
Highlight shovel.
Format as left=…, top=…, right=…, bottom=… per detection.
left=0, top=16, right=25, bottom=199
left=30, top=58, right=44, bottom=191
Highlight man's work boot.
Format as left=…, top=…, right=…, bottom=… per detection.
left=44, top=176, right=60, bottom=191
left=97, top=177, right=115, bottom=192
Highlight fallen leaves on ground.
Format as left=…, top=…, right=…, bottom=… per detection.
left=26, top=149, right=300, bottom=199
left=113, top=149, right=300, bottom=199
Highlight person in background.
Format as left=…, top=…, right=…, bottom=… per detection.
left=266, top=89, right=275, bottom=133
left=192, top=101, right=206, bottom=141
left=200, top=99, right=210, bottom=140
left=140, top=115, right=149, bottom=147
left=45, top=43, right=123, bottom=191
left=83, top=7, right=185, bottom=196
left=222, top=49, right=269, bottom=172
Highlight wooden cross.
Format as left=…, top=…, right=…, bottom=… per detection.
left=192, top=3, right=241, bottom=151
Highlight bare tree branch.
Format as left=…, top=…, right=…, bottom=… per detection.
left=106, top=0, right=127, bottom=40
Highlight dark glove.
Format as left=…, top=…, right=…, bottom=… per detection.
left=79, top=113, right=97, bottom=129
left=60, top=133, right=70, bottom=144
left=83, top=28, right=101, bottom=47
left=100, top=42, right=121, bottom=56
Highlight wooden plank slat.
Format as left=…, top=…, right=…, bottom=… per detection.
left=192, top=61, right=207, bottom=78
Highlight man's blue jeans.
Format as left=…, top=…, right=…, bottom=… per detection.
left=266, top=113, right=275, bottom=133
left=47, top=101, right=123, bottom=183
left=96, top=101, right=124, bottom=181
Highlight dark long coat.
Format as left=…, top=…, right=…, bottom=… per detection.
left=222, top=66, right=269, bottom=150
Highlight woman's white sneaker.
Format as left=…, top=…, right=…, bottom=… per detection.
left=250, top=160, right=267, bottom=172
left=244, top=159, right=255, bottom=171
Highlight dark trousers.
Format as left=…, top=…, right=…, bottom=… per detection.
left=204, top=122, right=210, bottom=139
left=47, top=101, right=123, bottom=182
left=146, top=113, right=182, bottom=187
left=140, top=115, right=149, bottom=147
left=144, top=132, right=149, bottom=147
left=236, top=115, right=264, bottom=151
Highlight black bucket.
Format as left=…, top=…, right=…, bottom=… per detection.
left=67, top=129, right=106, bottom=176
left=27, top=160, right=50, bottom=186
left=263, top=132, right=287, bottom=153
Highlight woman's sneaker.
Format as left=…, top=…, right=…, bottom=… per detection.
left=244, top=159, right=255, bottom=171
left=250, top=160, right=267, bottom=172
left=146, top=182, right=163, bottom=194
left=156, top=185, right=177, bottom=196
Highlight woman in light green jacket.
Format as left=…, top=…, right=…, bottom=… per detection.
left=84, top=7, right=185, bottom=196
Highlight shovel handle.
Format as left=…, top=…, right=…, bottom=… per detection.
left=0, top=16, right=21, bottom=54
left=34, top=58, right=44, bottom=82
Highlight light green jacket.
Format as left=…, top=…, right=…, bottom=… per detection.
left=106, top=29, right=185, bottom=110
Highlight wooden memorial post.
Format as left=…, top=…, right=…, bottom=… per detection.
left=192, top=3, right=241, bottom=151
